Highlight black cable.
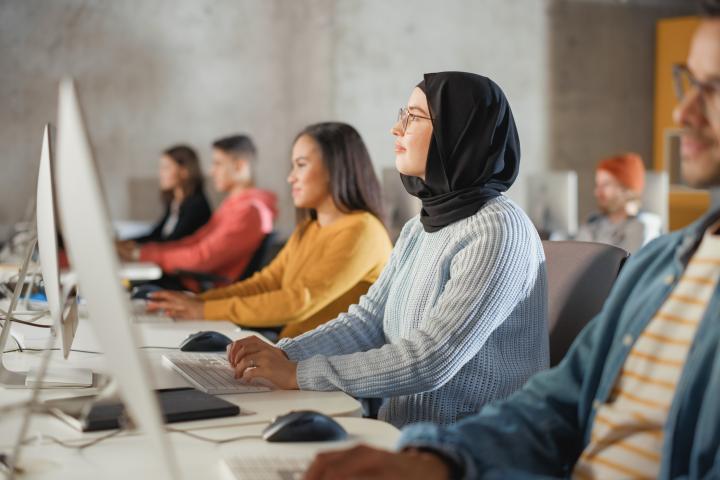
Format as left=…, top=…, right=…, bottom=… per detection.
left=0, top=318, right=52, bottom=329
left=3, top=346, right=180, bottom=354
left=20, top=429, right=123, bottom=451
left=2, top=347, right=103, bottom=355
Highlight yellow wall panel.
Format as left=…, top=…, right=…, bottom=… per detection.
left=654, top=17, right=711, bottom=230
left=654, top=16, right=699, bottom=172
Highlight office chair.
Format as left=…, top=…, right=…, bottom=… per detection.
left=543, top=240, right=629, bottom=367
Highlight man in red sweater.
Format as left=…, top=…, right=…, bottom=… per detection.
left=119, top=135, right=277, bottom=289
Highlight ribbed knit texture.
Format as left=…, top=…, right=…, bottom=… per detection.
left=278, top=196, right=549, bottom=428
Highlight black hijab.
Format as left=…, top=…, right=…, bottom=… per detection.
left=400, top=72, right=520, bottom=232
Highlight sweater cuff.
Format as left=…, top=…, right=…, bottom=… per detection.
left=277, top=338, right=304, bottom=361
left=397, top=423, right=477, bottom=480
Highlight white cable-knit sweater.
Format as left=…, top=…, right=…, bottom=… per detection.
left=278, top=196, right=549, bottom=428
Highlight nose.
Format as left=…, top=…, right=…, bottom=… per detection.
left=287, top=170, right=295, bottom=184
left=673, top=88, right=705, bottom=128
left=391, top=119, right=404, bottom=137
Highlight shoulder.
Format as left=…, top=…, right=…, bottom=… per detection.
left=584, top=212, right=604, bottom=224
left=398, top=214, right=423, bottom=237
left=340, top=212, right=388, bottom=236
left=460, top=196, right=537, bottom=239
left=445, top=197, right=542, bottom=266
left=249, top=188, right=278, bottom=210
left=217, top=195, right=263, bottom=221
left=328, top=213, right=392, bottom=249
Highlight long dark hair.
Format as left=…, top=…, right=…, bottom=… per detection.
left=294, top=122, right=385, bottom=228
left=161, top=145, right=204, bottom=204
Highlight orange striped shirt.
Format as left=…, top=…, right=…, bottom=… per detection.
left=573, top=225, right=720, bottom=479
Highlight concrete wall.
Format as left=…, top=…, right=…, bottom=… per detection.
left=547, top=0, right=693, bottom=222
left=0, top=0, right=696, bottom=238
left=0, top=0, right=335, bottom=237
left=332, top=0, right=549, bottom=211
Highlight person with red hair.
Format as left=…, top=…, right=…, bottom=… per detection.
left=576, top=152, right=661, bottom=253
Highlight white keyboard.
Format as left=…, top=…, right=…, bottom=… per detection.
left=162, top=352, right=270, bottom=395
left=220, top=456, right=310, bottom=480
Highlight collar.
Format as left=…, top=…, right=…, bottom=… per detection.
left=676, top=205, right=720, bottom=265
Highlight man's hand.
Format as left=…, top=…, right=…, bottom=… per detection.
left=116, top=240, right=137, bottom=261
left=303, top=445, right=451, bottom=480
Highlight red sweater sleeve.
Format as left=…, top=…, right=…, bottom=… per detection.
left=139, top=204, right=263, bottom=274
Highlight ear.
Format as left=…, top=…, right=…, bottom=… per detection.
left=234, top=157, right=248, bottom=173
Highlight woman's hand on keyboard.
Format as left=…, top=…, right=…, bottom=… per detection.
left=227, top=336, right=299, bottom=390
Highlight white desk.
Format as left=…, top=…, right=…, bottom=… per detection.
left=0, top=261, right=162, bottom=286
left=5, top=417, right=399, bottom=479
left=1, top=316, right=398, bottom=478
left=61, top=261, right=163, bottom=284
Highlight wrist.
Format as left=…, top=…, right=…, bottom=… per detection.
left=290, top=362, right=299, bottom=389
left=403, top=448, right=457, bottom=480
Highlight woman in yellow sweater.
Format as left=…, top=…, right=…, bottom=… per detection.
left=148, top=122, right=392, bottom=338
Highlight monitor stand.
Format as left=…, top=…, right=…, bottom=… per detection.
left=0, top=239, right=92, bottom=389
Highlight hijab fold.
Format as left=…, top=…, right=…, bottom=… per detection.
left=400, top=72, right=520, bottom=232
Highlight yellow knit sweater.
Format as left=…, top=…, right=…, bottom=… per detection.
left=200, top=211, right=392, bottom=338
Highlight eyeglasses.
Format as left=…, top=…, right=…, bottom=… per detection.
left=672, top=64, right=720, bottom=113
left=397, top=107, right=432, bottom=134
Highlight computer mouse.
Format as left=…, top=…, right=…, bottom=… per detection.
left=179, top=331, right=233, bottom=352
left=262, top=410, right=348, bottom=442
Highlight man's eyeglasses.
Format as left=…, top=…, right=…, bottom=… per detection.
left=397, top=107, right=432, bottom=134
left=672, top=64, right=720, bottom=112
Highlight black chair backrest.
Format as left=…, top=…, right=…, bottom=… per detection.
left=239, top=232, right=277, bottom=281
left=543, top=240, right=629, bottom=367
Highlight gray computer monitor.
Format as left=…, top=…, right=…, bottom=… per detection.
left=35, top=123, right=80, bottom=359
left=55, top=78, right=179, bottom=479
left=526, top=171, right=579, bottom=238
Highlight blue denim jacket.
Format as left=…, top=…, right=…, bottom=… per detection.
left=398, top=207, right=720, bottom=479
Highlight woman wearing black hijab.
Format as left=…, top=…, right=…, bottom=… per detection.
left=226, top=72, right=549, bottom=430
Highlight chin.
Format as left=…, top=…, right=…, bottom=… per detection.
left=683, top=171, right=720, bottom=189
left=681, top=156, right=720, bottom=189
left=395, top=155, right=411, bottom=175
left=395, top=161, right=421, bottom=178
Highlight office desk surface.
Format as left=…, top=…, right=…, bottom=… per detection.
left=0, top=316, right=388, bottom=479
left=7, top=416, right=399, bottom=479
left=0, top=260, right=162, bottom=285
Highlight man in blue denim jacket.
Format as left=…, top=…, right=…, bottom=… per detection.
left=303, top=5, right=720, bottom=480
